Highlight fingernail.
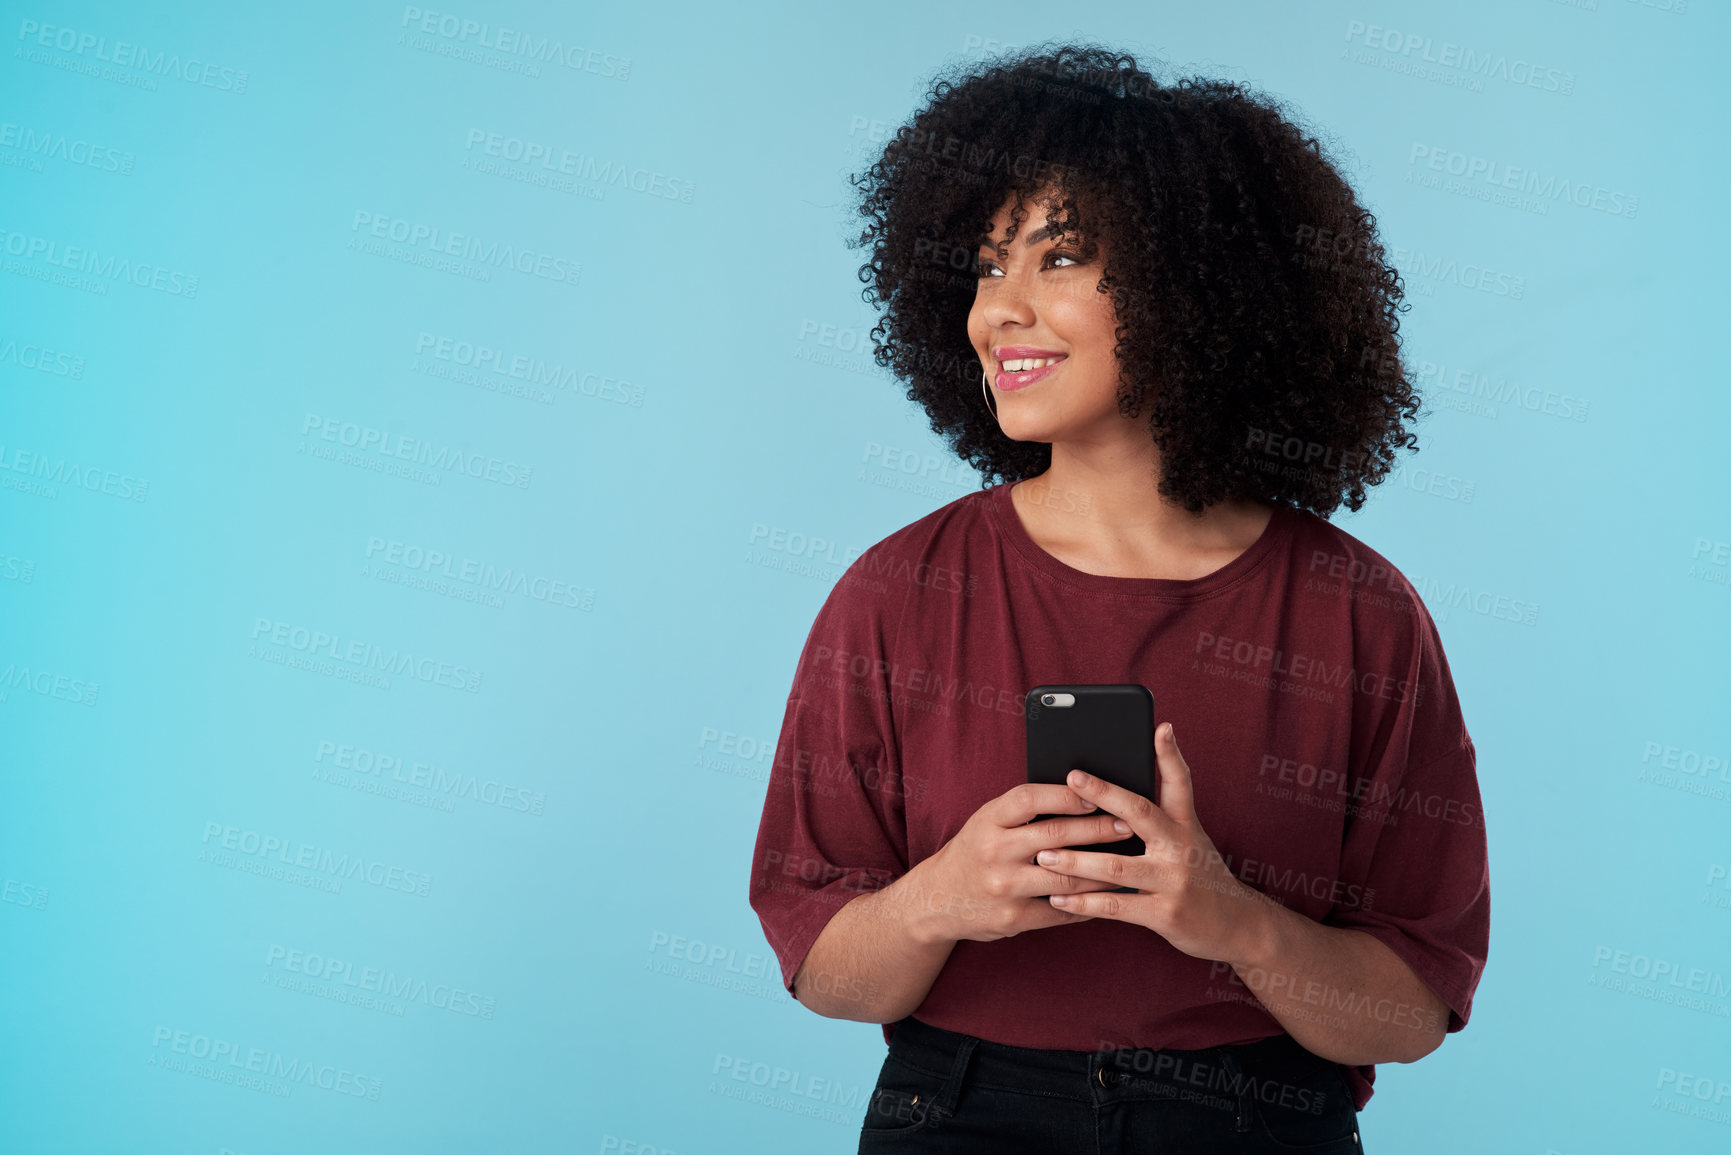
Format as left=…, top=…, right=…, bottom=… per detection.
left=1113, top=820, right=1130, bottom=834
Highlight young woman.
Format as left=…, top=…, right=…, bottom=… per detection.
left=749, top=44, right=1489, bottom=1154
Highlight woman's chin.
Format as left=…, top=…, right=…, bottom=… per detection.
left=994, top=415, right=1059, bottom=444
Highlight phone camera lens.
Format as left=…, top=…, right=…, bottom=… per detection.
left=1041, top=694, right=1055, bottom=706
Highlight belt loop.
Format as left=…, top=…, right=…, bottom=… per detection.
left=1216, top=1047, right=1254, bottom=1133
left=933, top=1034, right=979, bottom=1120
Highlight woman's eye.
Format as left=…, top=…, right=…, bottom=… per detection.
left=973, top=252, right=1081, bottom=278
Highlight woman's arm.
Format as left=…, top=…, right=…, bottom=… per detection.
left=1220, top=896, right=1448, bottom=1066
left=791, top=783, right=1133, bottom=1022
left=790, top=866, right=959, bottom=1023
left=1041, top=725, right=1454, bottom=1068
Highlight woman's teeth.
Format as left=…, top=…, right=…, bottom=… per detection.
left=1002, top=357, right=1063, bottom=372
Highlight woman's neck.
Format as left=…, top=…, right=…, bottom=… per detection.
left=1008, top=467, right=1273, bottom=582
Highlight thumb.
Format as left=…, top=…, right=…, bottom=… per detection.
left=1155, top=722, right=1196, bottom=823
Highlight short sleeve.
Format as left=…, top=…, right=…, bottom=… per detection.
left=1325, top=596, right=1490, bottom=1037
left=748, top=553, right=912, bottom=999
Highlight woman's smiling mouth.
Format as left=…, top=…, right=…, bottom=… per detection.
left=994, top=351, right=1068, bottom=391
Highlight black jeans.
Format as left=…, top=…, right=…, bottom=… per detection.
left=858, top=1015, right=1364, bottom=1153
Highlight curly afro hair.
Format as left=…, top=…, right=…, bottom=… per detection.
left=846, top=42, right=1421, bottom=517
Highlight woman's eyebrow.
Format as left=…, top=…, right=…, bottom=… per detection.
left=978, top=223, right=1066, bottom=249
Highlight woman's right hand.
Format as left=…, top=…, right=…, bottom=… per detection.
left=899, top=783, right=1136, bottom=945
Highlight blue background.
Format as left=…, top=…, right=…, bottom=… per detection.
left=3, top=2, right=1728, bottom=1153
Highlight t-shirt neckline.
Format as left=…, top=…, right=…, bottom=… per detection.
left=984, top=480, right=1293, bottom=601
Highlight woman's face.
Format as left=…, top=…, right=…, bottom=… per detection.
left=967, top=188, right=1129, bottom=445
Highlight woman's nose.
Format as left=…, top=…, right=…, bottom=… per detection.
left=981, top=280, right=1037, bottom=326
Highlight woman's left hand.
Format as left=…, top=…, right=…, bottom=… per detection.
left=1039, top=722, right=1271, bottom=965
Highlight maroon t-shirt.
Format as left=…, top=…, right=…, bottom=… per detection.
left=748, top=481, right=1489, bottom=1110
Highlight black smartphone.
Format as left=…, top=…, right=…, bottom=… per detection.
left=1025, top=684, right=1157, bottom=868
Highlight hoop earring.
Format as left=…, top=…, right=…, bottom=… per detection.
left=981, top=367, right=998, bottom=420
